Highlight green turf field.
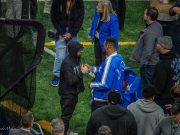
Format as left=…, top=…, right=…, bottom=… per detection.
left=32, top=1, right=148, bottom=134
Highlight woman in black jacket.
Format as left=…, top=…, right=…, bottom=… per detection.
left=50, top=0, right=84, bottom=86
left=59, top=41, right=85, bottom=135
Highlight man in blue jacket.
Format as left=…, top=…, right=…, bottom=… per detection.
left=88, top=37, right=125, bottom=112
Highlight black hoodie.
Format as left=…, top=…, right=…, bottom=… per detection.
left=51, top=0, right=84, bottom=36
left=59, top=42, right=84, bottom=95
left=86, top=105, right=137, bottom=135
left=153, top=51, right=179, bottom=101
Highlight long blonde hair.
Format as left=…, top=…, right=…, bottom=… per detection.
left=98, top=0, right=116, bottom=22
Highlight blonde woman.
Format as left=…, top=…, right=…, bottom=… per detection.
left=89, top=0, right=119, bottom=66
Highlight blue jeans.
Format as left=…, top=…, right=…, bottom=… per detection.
left=53, top=37, right=77, bottom=77
left=140, top=65, right=156, bottom=89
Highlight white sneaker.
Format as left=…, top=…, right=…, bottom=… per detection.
left=67, top=131, right=78, bottom=135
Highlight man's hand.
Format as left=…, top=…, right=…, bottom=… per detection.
left=64, top=33, right=72, bottom=40
left=165, top=104, right=173, bottom=110
left=81, top=64, right=90, bottom=74
left=172, top=7, right=180, bottom=14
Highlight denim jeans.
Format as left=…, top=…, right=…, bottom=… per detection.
left=53, top=37, right=77, bottom=78
left=140, top=65, right=156, bottom=89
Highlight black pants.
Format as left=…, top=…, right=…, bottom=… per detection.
left=94, top=39, right=105, bottom=66
left=118, top=0, right=126, bottom=30
left=158, top=20, right=178, bottom=53
left=110, top=0, right=126, bottom=30
left=158, top=20, right=176, bottom=36
left=91, top=100, right=108, bottom=112
left=174, top=23, right=180, bottom=55
left=60, top=94, right=78, bottom=135
left=140, top=65, right=156, bottom=89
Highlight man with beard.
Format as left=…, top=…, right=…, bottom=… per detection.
left=59, top=41, right=86, bottom=135
left=130, top=6, right=163, bottom=89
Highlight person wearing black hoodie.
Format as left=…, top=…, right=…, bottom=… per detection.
left=153, top=36, right=180, bottom=113
left=86, top=90, right=137, bottom=135
left=59, top=41, right=85, bottom=135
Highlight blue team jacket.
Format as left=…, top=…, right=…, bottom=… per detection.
left=121, top=67, right=143, bottom=107
left=90, top=52, right=125, bottom=101
left=89, top=10, right=119, bottom=51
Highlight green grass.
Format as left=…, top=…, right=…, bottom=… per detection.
left=32, top=1, right=148, bottom=135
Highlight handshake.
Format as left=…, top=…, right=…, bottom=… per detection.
left=81, top=64, right=91, bottom=74
left=81, top=64, right=96, bottom=78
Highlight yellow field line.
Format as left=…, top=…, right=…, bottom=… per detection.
left=1, top=100, right=52, bottom=133
left=45, top=41, right=136, bottom=47
left=0, top=100, right=28, bottom=114
left=37, top=120, right=52, bottom=133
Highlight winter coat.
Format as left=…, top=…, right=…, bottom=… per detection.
left=51, top=0, right=84, bottom=36
left=155, top=117, right=180, bottom=135
left=86, top=105, right=137, bottom=135
left=89, top=10, right=119, bottom=51
left=121, top=67, right=143, bottom=108
left=90, top=52, right=125, bottom=102
left=59, top=42, right=84, bottom=95
left=130, top=21, right=163, bottom=67
left=127, top=99, right=164, bottom=135
left=153, top=51, right=180, bottom=101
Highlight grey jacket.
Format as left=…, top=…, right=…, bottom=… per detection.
left=155, top=117, right=180, bottom=135
left=127, top=99, right=164, bottom=135
left=130, top=21, right=163, bottom=67
left=9, top=129, right=34, bottom=135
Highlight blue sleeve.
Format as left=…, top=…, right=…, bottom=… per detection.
left=110, top=16, right=119, bottom=48
left=89, top=10, right=98, bottom=37
left=90, top=58, right=114, bottom=90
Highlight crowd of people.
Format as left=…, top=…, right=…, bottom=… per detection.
left=1, top=0, right=180, bottom=135
left=49, top=0, right=179, bottom=135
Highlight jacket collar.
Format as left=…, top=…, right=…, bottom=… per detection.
left=106, top=52, right=117, bottom=59
left=159, top=51, right=176, bottom=60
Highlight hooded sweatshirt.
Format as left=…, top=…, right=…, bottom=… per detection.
left=153, top=51, right=179, bottom=101
left=127, top=99, right=164, bottom=135
left=59, top=42, right=84, bottom=95
left=86, top=105, right=137, bottom=135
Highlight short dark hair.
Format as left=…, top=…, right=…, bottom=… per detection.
left=146, top=6, right=159, bottom=21
left=21, top=112, right=34, bottom=128
left=108, top=90, right=121, bottom=105
left=171, top=84, right=180, bottom=99
left=98, top=125, right=112, bottom=135
left=105, top=37, right=117, bottom=49
left=142, top=85, right=157, bottom=99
